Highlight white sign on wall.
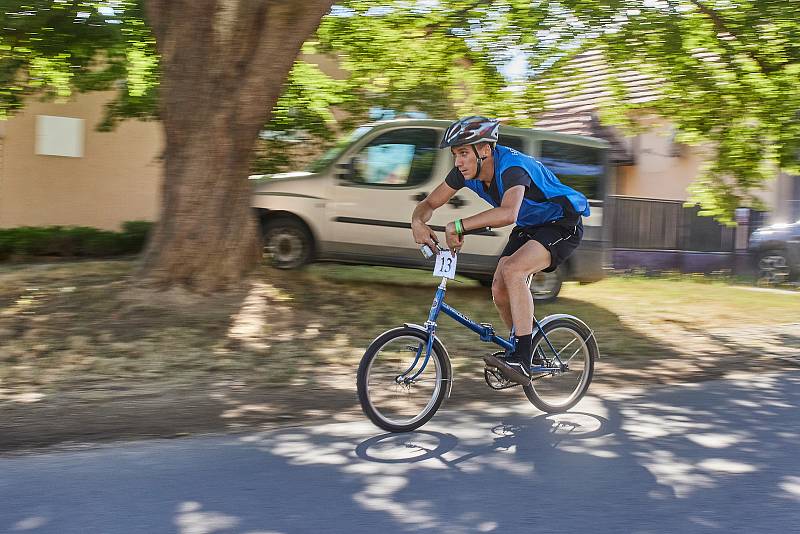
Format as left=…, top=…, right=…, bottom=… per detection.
left=35, top=115, right=85, bottom=158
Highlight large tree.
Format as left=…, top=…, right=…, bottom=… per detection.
left=138, top=1, right=334, bottom=290
left=2, top=1, right=334, bottom=291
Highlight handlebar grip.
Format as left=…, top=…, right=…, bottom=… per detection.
left=463, top=226, right=492, bottom=236
left=419, top=227, right=491, bottom=258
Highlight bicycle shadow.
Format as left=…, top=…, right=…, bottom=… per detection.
left=354, top=411, right=613, bottom=469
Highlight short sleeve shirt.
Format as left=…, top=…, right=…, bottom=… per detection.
left=445, top=166, right=530, bottom=205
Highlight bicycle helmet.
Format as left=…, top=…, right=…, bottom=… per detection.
left=440, top=116, right=500, bottom=177
left=439, top=116, right=500, bottom=149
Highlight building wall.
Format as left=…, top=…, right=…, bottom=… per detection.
left=0, top=91, right=163, bottom=231
left=611, top=118, right=793, bottom=228
left=613, top=118, right=706, bottom=201
left=762, top=172, right=800, bottom=225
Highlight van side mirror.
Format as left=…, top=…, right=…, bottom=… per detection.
left=335, top=159, right=356, bottom=181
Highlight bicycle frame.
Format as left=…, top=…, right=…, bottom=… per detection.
left=403, top=276, right=565, bottom=382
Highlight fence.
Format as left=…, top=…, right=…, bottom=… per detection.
left=606, top=195, right=755, bottom=274
left=607, top=196, right=735, bottom=252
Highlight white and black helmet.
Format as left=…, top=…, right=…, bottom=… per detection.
left=439, top=116, right=500, bottom=149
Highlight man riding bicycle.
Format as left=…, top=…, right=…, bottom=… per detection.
left=411, top=116, right=589, bottom=386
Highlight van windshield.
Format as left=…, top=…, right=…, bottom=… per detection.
left=306, top=126, right=372, bottom=173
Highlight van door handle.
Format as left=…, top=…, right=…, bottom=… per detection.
left=412, top=192, right=428, bottom=202
left=448, top=196, right=467, bottom=208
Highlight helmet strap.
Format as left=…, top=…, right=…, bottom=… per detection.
left=472, top=144, right=487, bottom=179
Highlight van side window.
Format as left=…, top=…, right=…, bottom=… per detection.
left=350, top=128, right=438, bottom=187
left=539, top=141, right=605, bottom=200
left=498, top=135, right=526, bottom=153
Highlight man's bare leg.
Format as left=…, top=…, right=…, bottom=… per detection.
left=502, top=240, right=551, bottom=334
left=486, top=241, right=551, bottom=384
left=491, top=257, right=514, bottom=330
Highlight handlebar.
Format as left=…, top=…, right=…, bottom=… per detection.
left=419, top=227, right=492, bottom=259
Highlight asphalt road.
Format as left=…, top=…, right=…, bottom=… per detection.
left=2, top=371, right=800, bottom=533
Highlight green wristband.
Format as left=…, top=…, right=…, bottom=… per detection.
left=454, top=219, right=464, bottom=237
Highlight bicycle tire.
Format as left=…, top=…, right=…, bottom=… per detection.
left=523, top=317, right=597, bottom=413
left=357, top=327, right=451, bottom=432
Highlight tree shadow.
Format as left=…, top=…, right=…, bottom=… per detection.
left=8, top=373, right=799, bottom=532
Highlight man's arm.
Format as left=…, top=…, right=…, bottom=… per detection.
left=443, top=185, right=525, bottom=251
left=411, top=181, right=458, bottom=250
left=460, top=185, right=525, bottom=231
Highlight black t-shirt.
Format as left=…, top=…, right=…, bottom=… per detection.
left=445, top=166, right=532, bottom=206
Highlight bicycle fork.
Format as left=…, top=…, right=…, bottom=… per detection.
left=396, top=277, right=448, bottom=383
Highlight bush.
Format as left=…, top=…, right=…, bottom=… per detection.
left=0, top=221, right=153, bottom=260
left=120, top=220, right=152, bottom=253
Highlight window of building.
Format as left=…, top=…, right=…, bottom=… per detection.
left=35, top=115, right=85, bottom=158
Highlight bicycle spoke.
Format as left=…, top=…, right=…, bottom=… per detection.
left=555, top=336, right=578, bottom=357
left=362, top=334, right=442, bottom=429
left=525, top=324, right=593, bottom=411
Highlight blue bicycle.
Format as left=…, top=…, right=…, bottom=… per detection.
left=357, top=238, right=599, bottom=433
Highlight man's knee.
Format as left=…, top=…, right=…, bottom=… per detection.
left=500, top=256, right=534, bottom=281
left=502, top=245, right=550, bottom=280
left=491, top=258, right=509, bottom=304
left=491, top=278, right=508, bottom=306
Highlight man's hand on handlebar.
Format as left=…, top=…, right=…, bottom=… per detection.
left=445, top=221, right=464, bottom=252
left=412, top=221, right=439, bottom=251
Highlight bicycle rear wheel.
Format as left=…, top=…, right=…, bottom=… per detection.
left=523, top=317, right=597, bottom=413
left=357, top=327, right=450, bottom=432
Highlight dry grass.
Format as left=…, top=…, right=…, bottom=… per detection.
left=1, top=260, right=797, bottom=401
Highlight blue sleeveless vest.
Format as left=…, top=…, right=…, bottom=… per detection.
left=462, top=145, right=590, bottom=227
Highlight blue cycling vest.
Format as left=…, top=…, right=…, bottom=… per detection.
left=462, top=145, right=590, bottom=227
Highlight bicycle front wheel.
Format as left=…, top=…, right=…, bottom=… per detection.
left=523, top=317, right=597, bottom=413
left=357, top=327, right=450, bottom=433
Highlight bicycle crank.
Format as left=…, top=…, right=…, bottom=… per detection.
left=484, top=366, right=521, bottom=390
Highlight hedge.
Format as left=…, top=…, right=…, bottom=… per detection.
left=0, top=221, right=153, bottom=260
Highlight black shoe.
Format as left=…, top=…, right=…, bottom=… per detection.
left=494, top=357, right=532, bottom=386
left=483, top=352, right=507, bottom=369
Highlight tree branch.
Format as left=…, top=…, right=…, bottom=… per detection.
left=423, top=0, right=493, bottom=37
left=688, top=0, right=778, bottom=74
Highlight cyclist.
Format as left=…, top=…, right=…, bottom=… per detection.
left=411, top=116, right=589, bottom=385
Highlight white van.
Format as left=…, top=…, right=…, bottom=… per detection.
left=250, top=119, right=610, bottom=301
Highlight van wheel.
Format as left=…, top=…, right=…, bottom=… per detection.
left=263, top=218, right=313, bottom=269
left=530, top=268, right=562, bottom=303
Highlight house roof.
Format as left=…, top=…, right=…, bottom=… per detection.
left=533, top=49, right=661, bottom=165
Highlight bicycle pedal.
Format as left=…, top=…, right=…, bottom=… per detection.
left=484, top=366, right=520, bottom=390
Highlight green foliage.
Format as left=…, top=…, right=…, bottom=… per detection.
left=0, top=221, right=153, bottom=260
left=314, top=1, right=544, bottom=126
left=550, top=0, right=800, bottom=223
left=0, top=1, right=158, bottom=127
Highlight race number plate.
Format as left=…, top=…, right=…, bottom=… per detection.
left=433, top=250, right=457, bottom=279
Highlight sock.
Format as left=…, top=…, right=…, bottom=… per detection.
left=512, top=334, right=532, bottom=365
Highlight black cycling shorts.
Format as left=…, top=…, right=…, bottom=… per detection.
left=500, top=220, right=583, bottom=273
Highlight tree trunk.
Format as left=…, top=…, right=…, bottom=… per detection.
left=140, top=0, right=334, bottom=292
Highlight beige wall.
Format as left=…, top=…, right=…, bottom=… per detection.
left=0, top=91, right=163, bottom=231
left=612, top=118, right=790, bottom=226
left=760, top=172, right=799, bottom=225
left=614, top=118, right=706, bottom=201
